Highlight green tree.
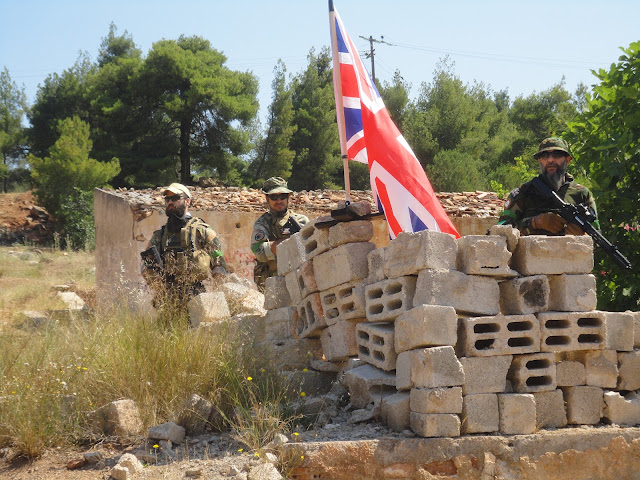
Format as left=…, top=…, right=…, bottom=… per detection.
left=29, top=116, right=120, bottom=217
left=250, top=61, right=297, bottom=185
left=288, top=48, right=340, bottom=190
left=566, top=41, right=640, bottom=311
left=138, top=35, right=259, bottom=185
left=27, top=53, right=96, bottom=158
left=0, top=67, right=28, bottom=192
left=378, top=70, right=411, bottom=131
left=97, top=23, right=141, bottom=67
left=427, top=149, right=486, bottom=192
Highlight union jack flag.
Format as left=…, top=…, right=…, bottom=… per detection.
left=329, top=2, right=460, bottom=239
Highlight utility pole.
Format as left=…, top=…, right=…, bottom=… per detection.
left=358, top=35, right=392, bottom=83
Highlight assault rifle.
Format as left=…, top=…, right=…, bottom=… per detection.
left=532, top=177, right=631, bottom=270
left=140, top=245, right=164, bottom=271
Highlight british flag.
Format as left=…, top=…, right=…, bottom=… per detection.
left=329, top=2, right=460, bottom=239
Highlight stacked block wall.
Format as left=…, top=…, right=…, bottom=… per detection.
left=262, top=225, right=640, bottom=437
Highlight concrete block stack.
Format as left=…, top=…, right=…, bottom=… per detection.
left=260, top=222, right=640, bottom=437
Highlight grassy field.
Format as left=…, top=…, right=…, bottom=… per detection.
left=0, top=245, right=298, bottom=460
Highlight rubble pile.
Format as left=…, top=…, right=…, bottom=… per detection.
left=110, top=185, right=504, bottom=221
left=262, top=216, right=640, bottom=437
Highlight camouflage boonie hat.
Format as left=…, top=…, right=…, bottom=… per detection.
left=262, top=177, right=292, bottom=194
left=534, top=137, right=571, bottom=159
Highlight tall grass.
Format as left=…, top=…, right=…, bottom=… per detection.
left=0, top=246, right=300, bottom=460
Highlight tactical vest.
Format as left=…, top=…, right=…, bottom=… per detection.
left=160, top=217, right=213, bottom=282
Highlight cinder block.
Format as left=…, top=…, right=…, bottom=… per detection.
left=547, top=274, right=597, bottom=312
left=604, top=391, right=640, bottom=426
left=296, top=259, right=318, bottom=299
left=604, top=311, right=635, bottom=351
left=263, top=276, right=291, bottom=310
left=459, top=356, right=512, bottom=394
left=396, top=346, right=465, bottom=391
left=343, top=364, right=397, bottom=409
left=259, top=338, right=322, bottom=370
left=618, top=350, right=640, bottom=391
left=556, top=361, right=586, bottom=386
left=187, top=292, right=230, bottom=327
left=295, top=293, right=326, bottom=338
left=410, top=412, right=460, bottom=438
left=299, top=220, right=331, bottom=260
left=461, top=394, right=499, bottom=434
left=283, top=369, right=336, bottom=397
left=394, top=305, right=457, bottom=354
left=410, top=387, right=463, bottom=414
left=356, top=322, right=397, bottom=371
left=507, top=352, right=556, bottom=393
left=456, top=235, right=517, bottom=277
left=321, top=319, right=362, bottom=362
left=384, top=230, right=457, bottom=278
left=562, top=386, right=604, bottom=425
left=285, top=270, right=303, bottom=306
left=565, top=350, right=618, bottom=388
left=328, top=220, right=374, bottom=248
left=314, top=242, right=376, bottom=291
left=414, top=269, right=500, bottom=316
left=276, top=233, right=306, bottom=275
left=498, top=393, right=536, bottom=434
left=367, top=247, right=386, bottom=283
left=499, top=275, right=549, bottom=315
left=365, top=276, right=416, bottom=322
left=457, top=314, right=540, bottom=357
left=538, top=311, right=606, bottom=352
left=533, top=390, right=567, bottom=429
left=489, top=224, right=520, bottom=253
left=319, top=281, right=366, bottom=326
left=262, top=306, right=296, bottom=342
left=381, top=392, right=410, bottom=432
left=511, top=235, right=594, bottom=275
left=633, top=312, right=640, bottom=349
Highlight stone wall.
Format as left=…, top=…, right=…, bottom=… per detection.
left=260, top=218, right=640, bottom=439
left=94, top=188, right=497, bottom=311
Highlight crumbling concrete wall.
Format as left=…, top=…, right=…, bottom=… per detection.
left=94, top=188, right=496, bottom=312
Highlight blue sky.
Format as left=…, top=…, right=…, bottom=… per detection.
left=2, top=0, right=639, bottom=123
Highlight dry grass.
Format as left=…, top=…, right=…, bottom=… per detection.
left=0, top=245, right=300, bottom=462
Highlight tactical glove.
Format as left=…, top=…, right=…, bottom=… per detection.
left=564, top=222, right=585, bottom=236
left=531, top=212, right=565, bottom=233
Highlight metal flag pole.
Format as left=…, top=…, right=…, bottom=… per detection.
left=329, top=0, right=351, bottom=206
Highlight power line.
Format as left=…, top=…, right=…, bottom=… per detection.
left=357, top=35, right=393, bottom=81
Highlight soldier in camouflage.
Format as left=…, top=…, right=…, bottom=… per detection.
left=498, top=137, right=598, bottom=235
left=251, top=177, right=309, bottom=291
left=142, top=183, right=227, bottom=307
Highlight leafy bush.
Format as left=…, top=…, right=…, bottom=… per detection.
left=58, top=187, right=95, bottom=250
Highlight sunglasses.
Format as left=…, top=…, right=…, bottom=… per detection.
left=164, top=194, right=183, bottom=203
left=538, top=151, right=567, bottom=160
left=267, top=193, right=289, bottom=201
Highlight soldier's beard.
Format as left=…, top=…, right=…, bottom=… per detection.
left=166, top=203, right=188, bottom=232
left=541, top=160, right=568, bottom=191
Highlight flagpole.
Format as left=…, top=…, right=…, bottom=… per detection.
left=329, top=0, right=351, bottom=205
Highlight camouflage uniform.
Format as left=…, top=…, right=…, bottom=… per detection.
left=145, top=214, right=226, bottom=300
left=498, top=173, right=598, bottom=235
left=251, top=177, right=309, bottom=291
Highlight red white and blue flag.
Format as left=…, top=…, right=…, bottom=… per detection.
left=329, top=2, right=460, bottom=239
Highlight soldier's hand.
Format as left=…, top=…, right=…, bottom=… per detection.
left=531, top=213, right=566, bottom=233
left=564, top=222, right=585, bottom=236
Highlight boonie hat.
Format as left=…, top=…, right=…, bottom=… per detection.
left=262, top=177, right=292, bottom=195
left=534, top=137, right=571, bottom=159
left=163, top=183, right=191, bottom=199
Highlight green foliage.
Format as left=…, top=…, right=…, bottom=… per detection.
left=566, top=41, right=640, bottom=311
left=58, top=187, right=95, bottom=250
left=378, top=70, right=411, bottom=131
left=288, top=48, right=341, bottom=190
left=0, top=67, right=28, bottom=192
left=250, top=61, right=297, bottom=185
left=30, top=116, right=120, bottom=223
left=427, top=150, right=487, bottom=192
